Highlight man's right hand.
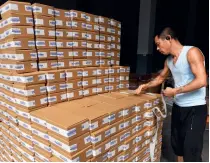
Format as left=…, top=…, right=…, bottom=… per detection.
left=135, top=84, right=148, bottom=94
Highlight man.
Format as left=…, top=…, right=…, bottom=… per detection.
left=135, top=27, right=207, bottom=162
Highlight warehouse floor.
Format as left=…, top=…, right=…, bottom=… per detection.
left=160, top=105, right=209, bottom=162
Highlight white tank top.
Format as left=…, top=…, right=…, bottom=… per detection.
left=167, top=46, right=206, bottom=107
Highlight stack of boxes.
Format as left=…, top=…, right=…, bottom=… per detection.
left=0, top=1, right=163, bottom=162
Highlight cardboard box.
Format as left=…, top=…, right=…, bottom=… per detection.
left=99, top=24, right=108, bottom=34
left=69, top=20, right=86, bottom=30
left=109, top=76, right=120, bottom=84
left=66, top=79, right=82, bottom=91
left=98, top=16, right=110, bottom=25
left=45, top=70, right=65, bottom=83
left=1, top=25, right=34, bottom=41
left=92, top=138, right=110, bottom=157
left=96, top=84, right=109, bottom=94
left=91, top=152, right=108, bottom=162
left=111, top=35, right=120, bottom=43
left=86, top=31, right=100, bottom=41
left=99, top=59, right=109, bottom=67
left=38, top=60, right=58, bottom=71
left=67, top=88, right=83, bottom=101
left=69, top=10, right=86, bottom=21
left=96, top=67, right=109, bottom=76
left=50, top=156, right=63, bottom=162
left=46, top=82, right=66, bottom=93
left=65, top=29, right=87, bottom=40
left=1, top=38, right=35, bottom=50
left=52, top=145, right=92, bottom=162
left=119, top=81, right=129, bottom=90
left=0, top=1, right=32, bottom=18
left=97, top=76, right=109, bottom=85
left=48, top=91, right=67, bottom=106
left=65, top=68, right=83, bottom=81
left=34, top=15, right=55, bottom=27
left=119, top=66, right=130, bottom=74
left=0, top=60, right=37, bottom=74
left=109, top=83, right=120, bottom=92
left=32, top=3, right=54, bottom=17
left=1, top=49, right=37, bottom=61
left=85, top=22, right=100, bottom=32
left=82, top=67, right=97, bottom=77
left=57, top=59, right=71, bottom=69
left=35, top=27, right=56, bottom=39
left=36, top=39, right=56, bottom=49
left=99, top=50, right=111, bottom=58
left=85, top=13, right=98, bottom=23
left=14, top=94, right=48, bottom=109
left=33, top=137, right=51, bottom=158
left=110, top=50, right=120, bottom=58
left=54, top=8, right=70, bottom=20
left=82, top=77, right=97, bottom=88
left=55, top=18, right=69, bottom=29
left=56, top=39, right=86, bottom=49
left=12, top=71, right=46, bottom=85
left=0, top=14, right=33, bottom=29
left=49, top=131, right=91, bottom=156
left=57, top=49, right=73, bottom=59
left=13, top=83, right=46, bottom=97
left=86, top=41, right=99, bottom=50
left=83, top=87, right=98, bottom=97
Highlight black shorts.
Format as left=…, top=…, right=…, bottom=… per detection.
left=171, top=103, right=207, bottom=162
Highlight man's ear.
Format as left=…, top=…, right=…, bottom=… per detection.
left=165, top=35, right=171, bottom=40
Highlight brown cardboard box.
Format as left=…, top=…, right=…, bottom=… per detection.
left=83, top=87, right=97, bottom=97
left=109, top=76, right=120, bottom=84
left=110, top=43, right=121, bottom=51
left=67, top=88, right=83, bottom=100
left=36, top=39, right=56, bottom=49
left=111, top=35, right=121, bottom=43
left=0, top=1, right=32, bottom=18
left=69, top=10, right=86, bottom=21
left=57, top=59, right=71, bottom=69
left=65, top=29, right=87, bottom=40
left=69, top=20, right=86, bottom=30
left=32, top=3, right=54, bottom=17
left=1, top=25, right=34, bottom=41
left=86, top=31, right=100, bottom=41
left=35, top=27, right=56, bottom=39
left=85, top=22, right=100, bottom=32
left=110, top=50, right=120, bottom=58
left=57, top=39, right=87, bottom=49
left=82, top=67, right=97, bottom=77
left=82, top=77, right=97, bottom=88
left=34, top=15, right=55, bottom=27
left=98, top=16, right=110, bottom=25
left=1, top=49, right=37, bottom=61
left=12, top=71, right=46, bottom=85
left=49, top=131, right=91, bottom=156
left=0, top=60, right=37, bottom=74
left=91, top=125, right=110, bottom=146
left=65, top=68, right=83, bottom=81
left=96, top=67, right=109, bottom=76
left=99, top=50, right=111, bottom=58
left=32, top=106, right=89, bottom=141
left=66, top=79, right=82, bottom=91
left=0, top=14, right=33, bottom=29
left=33, top=140, right=51, bottom=158
left=52, top=145, right=92, bottom=162
left=91, top=152, right=108, bottom=162
left=54, top=8, right=70, bottom=19
left=119, top=66, right=130, bottom=74
left=55, top=18, right=69, bottom=29
left=13, top=83, right=46, bottom=97
left=99, top=59, right=109, bottom=67
left=45, top=70, right=65, bottom=83
left=92, top=138, right=110, bottom=158
left=57, top=49, right=73, bottom=59
left=14, top=94, right=48, bottom=109
left=96, top=84, right=109, bottom=94
left=85, top=13, right=98, bottom=23
left=20, top=146, right=35, bottom=162
left=109, top=66, right=120, bottom=75
left=109, top=83, right=120, bottom=92
left=47, top=91, right=67, bottom=106
left=86, top=41, right=100, bottom=49
left=119, top=81, right=129, bottom=90
left=38, top=60, right=57, bottom=71
left=50, top=156, right=63, bottom=162
left=69, top=49, right=87, bottom=59
left=1, top=38, right=35, bottom=50
left=97, top=76, right=109, bottom=85
left=46, top=82, right=66, bottom=93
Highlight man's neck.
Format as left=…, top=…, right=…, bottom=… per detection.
left=170, top=41, right=184, bottom=58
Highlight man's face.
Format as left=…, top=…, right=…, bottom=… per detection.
left=154, top=36, right=171, bottom=55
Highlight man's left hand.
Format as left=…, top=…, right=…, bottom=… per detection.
left=162, top=87, right=176, bottom=97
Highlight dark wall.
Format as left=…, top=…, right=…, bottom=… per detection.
left=152, top=0, right=209, bottom=72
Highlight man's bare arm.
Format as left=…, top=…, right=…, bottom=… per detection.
left=144, top=60, right=170, bottom=90
left=175, top=47, right=207, bottom=94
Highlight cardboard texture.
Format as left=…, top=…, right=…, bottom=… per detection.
left=67, top=88, right=83, bottom=101
left=66, top=79, right=82, bottom=90
left=47, top=91, right=67, bottom=106
left=36, top=39, right=56, bottom=49
left=57, top=49, right=73, bottom=59
left=46, top=82, right=66, bottom=93
left=45, top=70, right=66, bottom=83
left=34, top=15, right=55, bottom=27
left=38, top=60, right=58, bottom=71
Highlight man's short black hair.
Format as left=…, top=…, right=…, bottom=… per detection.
left=155, top=27, right=178, bottom=40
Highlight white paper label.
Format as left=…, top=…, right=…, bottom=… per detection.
left=90, top=121, right=98, bottom=130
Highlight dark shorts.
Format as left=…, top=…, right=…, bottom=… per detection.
left=171, top=103, right=207, bottom=162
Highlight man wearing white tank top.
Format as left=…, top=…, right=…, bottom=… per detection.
left=136, top=27, right=207, bottom=162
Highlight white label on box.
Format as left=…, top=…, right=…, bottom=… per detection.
left=49, top=20, right=56, bottom=26
left=82, top=81, right=88, bottom=86
left=15, top=88, right=35, bottom=96
left=20, top=131, right=32, bottom=141
left=119, top=122, right=124, bottom=130
left=32, top=128, right=49, bottom=141
left=33, top=6, right=42, bottom=13
left=18, top=120, right=31, bottom=130
left=56, top=31, right=64, bottom=37
left=124, top=121, right=129, bottom=128
left=49, top=30, right=56, bottom=36
left=40, top=97, right=48, bottom=105
left=60, top=83, right=67, bottom=90
left=81, top=121, right=89, bottom=131
left=91, top=135, right=102, bottom=144
left=84, top=135, right=91, bottom=144
left=46, top=74, right=55, bottom=80
left=36, top=40, right=46, bottom=47
left=92, top=79, right=97, bottom=85
left=48, top=9, right=54, bottom=15
left=83, top=71, right=88, bottom=77
left=47, top=85, right=56, bottom=92
left=67, top=92, right=74, bottom=99
left=39, top=63, right=47, bottom=69
left=48, top=96, right=57, bottom=103
left=103, top=116, right=109, bottom=125
left=61, top=93, right=67, bottom=100
left=60, top=72, right=65, bottom=79
left=90, top=121, right=98, bottom=130
left=35, top=18, right=43, bottom=25
left=93, top=148, right=102, bottom=157
left=56, top=20, right=63, bottom=26
left=15, top=98, right=35, bottom=107
left=67, top=83, right=73, bottom=89
left=35, top=29, right=44, bottom=35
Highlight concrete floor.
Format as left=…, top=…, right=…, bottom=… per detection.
left=160, top=105, right=209, bottom=162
